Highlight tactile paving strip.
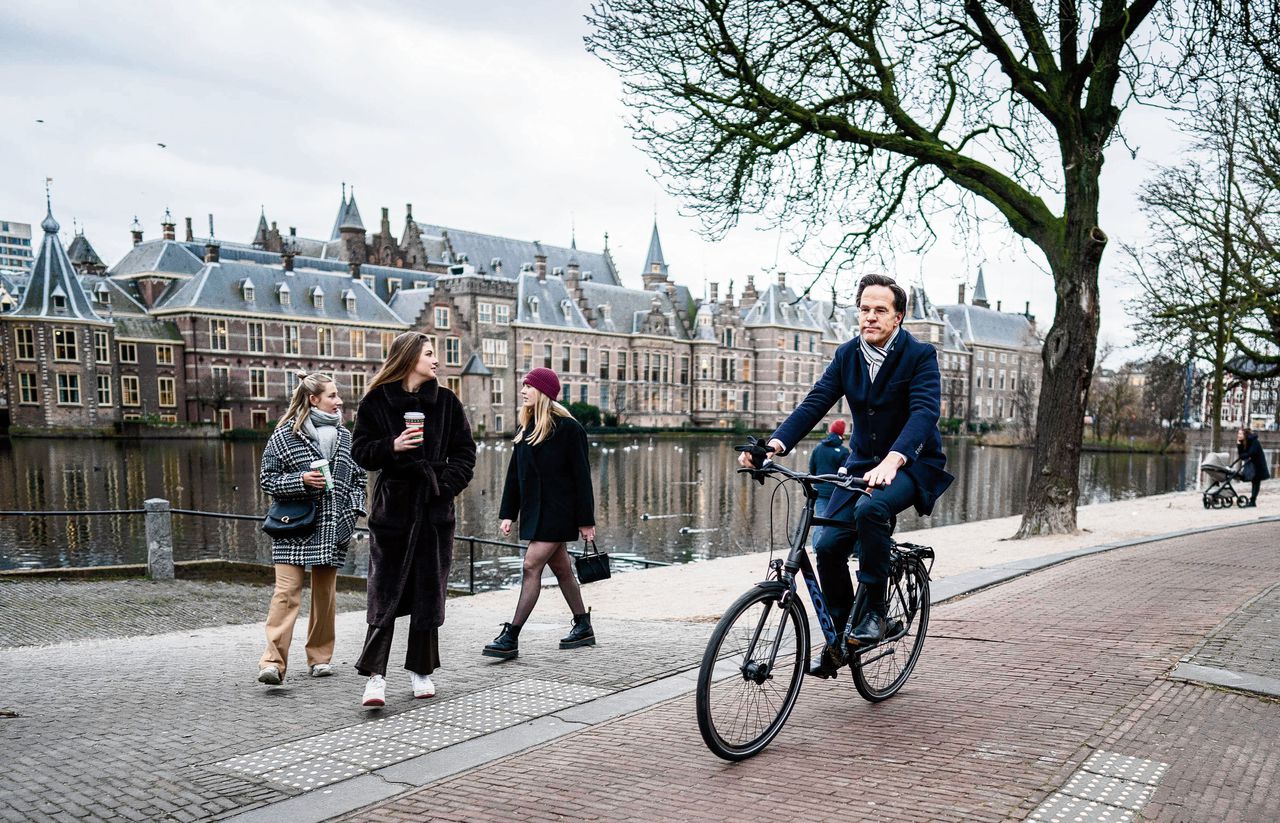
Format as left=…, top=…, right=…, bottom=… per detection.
left=262, top=757, right=364, bottom=791
left=446, top=689, right=576, bottom=717
left=1081, top=751, right=1169, bottom=786
left=385, top=722, right=478, bottom=752
left=330, top=737, right=430, bottom=771
left=1028, top=752, right=1168, bottom=822
left=495, top=678, right=615, bottom=703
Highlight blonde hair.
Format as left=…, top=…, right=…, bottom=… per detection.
left=514, top=385, right=571, bottom=446
left=279, top=372, right=336, bottom=434
left=367, top=332, right=430, bottom=397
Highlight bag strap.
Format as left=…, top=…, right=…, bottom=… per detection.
left=581, top=538, right=599, bottom=556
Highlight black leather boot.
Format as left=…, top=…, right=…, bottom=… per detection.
left=559, top=611, right=595, bottom=649
left=483, top=622, right=520, bottom=659
left=849, top=584, right=887, bottom=648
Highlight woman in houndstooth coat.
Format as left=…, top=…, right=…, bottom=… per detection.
left=256, top=372, right=367, bottom=686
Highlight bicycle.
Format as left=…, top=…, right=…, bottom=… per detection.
left=694, top=444, right=935, bottom=761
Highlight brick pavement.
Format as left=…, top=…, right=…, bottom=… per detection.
left=338, top=521, right=1280, bottom=823
left=0, top=578, right=368, bottom=647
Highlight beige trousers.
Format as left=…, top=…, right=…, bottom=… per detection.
left=259, top=564, right=338, bottom=677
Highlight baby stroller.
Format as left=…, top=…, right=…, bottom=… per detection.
left=1200, top=452, right=1250, bottom=508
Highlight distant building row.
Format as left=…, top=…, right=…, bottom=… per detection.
left=0, top=190, right=1044, bottom=436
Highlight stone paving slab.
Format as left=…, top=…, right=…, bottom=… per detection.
left=334, top=521, right=1280, bottom=823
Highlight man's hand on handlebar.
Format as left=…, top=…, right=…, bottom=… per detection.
left=735, top=437, right=786, bottom=470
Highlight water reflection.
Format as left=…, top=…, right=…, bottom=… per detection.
left=1, top=436, right=1273, bottom=589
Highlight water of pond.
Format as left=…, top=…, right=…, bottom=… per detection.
left=0, top=435, right=1270, bottom=591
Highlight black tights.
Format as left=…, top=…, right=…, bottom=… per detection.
left=1252, top=478, right=1262, bottom=503
left=512, top=541, right=585, bottom=626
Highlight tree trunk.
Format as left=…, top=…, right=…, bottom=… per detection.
left=1015, top=167, right=1106, bottom=537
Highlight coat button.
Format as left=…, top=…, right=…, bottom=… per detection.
left=868, top=409, right=875, bottom=416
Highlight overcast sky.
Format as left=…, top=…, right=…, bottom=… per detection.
left=1, top=0, right=1188, bottom=362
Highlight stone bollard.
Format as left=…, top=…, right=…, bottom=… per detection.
left=144, top=498, right=175, bottom=581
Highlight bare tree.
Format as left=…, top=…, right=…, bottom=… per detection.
left=189, top=371, right=249, bottom=419
left=1140, top=355, right=1189, bottom=451
left=587, top=1, right=1236, bottom=537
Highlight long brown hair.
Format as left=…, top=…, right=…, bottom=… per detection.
left=367, top=332, right=430, bottom=396
left=279, top=372, right=335, bottom=434
left=514, top=385, right=571, bottom=446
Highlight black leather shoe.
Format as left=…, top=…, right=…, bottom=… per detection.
left=849, top=610, right=887, bottom=647
left=806, top=643, right=844, bottom=679
left=482, top=623, right=520, bottom=660
left=560, top=611, right=595, bottom=649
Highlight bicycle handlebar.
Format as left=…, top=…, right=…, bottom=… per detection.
left=735, top=462, right=869, bottom=492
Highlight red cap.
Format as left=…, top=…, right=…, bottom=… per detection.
left=523, top=367, right=561, bottom=401
left=828, top=419, right=847, bottom=436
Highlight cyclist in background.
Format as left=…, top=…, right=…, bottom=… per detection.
left=738, top=274, right=953, bottom=673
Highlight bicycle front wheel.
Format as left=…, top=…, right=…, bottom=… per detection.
left=695, top=586, right=808, bottom=761
left=852, top=560, right=930, bottom=702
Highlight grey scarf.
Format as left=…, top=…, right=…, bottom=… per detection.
left=302, top=408, right=342, bottom=460
left=860, top=327, right=900, bottom=382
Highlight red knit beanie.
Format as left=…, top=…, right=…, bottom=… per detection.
left=523, top=367, right=561, bottom=401
left=828, top=419, right=847, bottom=436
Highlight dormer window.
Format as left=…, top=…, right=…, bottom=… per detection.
left=52, top=285, right=67, bottom=312
left=528, top=296, right=539, bottom=314
left=278, top=283, right=291, bottom=306
left=600, top=304, right=611, bottom=321
left=311, top=286, right=324, bottom=309
left=241, top=278, right=255, bottom=302
left=561, top=299, right=573, bottom=322
left=343, top=289, right=357, bottom=313
left=94, top=283, right=111, bottom=305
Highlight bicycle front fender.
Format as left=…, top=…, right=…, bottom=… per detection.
left=750, top=580, right=813, bottom=669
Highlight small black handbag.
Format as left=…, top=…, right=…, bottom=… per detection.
left=574, top=539, right=612, bottom=584
left=262, top=498, right=318, bottom=539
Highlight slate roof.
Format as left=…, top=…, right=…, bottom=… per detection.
left=113, top=316, right=183, bottom=342
left=338, top=194, right=365, bottom=232
left=578, top=280, right=690, bottom=339
left=461, top=352, right=492, bottom=376
left=741, top=284, right=829, bottom=333
left=387, top=287, right=436, bottom=325
left=12, top=205, right=111, bottom=324
left=643, top=221, right=668, bottom=279
left=972, top=268, right=989, bottom=306
left=67, top=233, right=106, bottom=269
left=151, top=259, right=406, bottom=327
left=417, top=223, right=622, bottom=287
left=0, top=270, right=28, bottom=309
left=77, top=274, right=148, bottom=316
left=109, top=240, right=204, bottom=278
left=936, top=302, right=1040, bottom=350
left=517, top=272, right=591, bottom=329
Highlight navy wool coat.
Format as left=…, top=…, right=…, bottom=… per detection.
left=808, top=433, right=850, bottom=501
left=499, top=417, right=596, bottom=542
left=1238, top=434, right=1272, bottom=481
left=352, top=381, right=476, bottom=630
left=773, top=329, right=954, bottom=516
left=259, top=424, right=367, bottom=568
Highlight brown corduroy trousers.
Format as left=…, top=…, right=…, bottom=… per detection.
left=258, top=564, right=338, bottom=678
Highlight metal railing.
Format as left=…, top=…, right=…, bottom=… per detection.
left=0, top=500, right=670, bottom=591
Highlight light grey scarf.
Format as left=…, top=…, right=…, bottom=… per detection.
left=860, top=327, right=901, bottom=382
left=302, top=408, right=342, bottom=460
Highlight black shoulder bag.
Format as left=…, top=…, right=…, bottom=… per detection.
left=262, top=498, right=318, bottom=539
left=574, top=539, right=612, bottom=584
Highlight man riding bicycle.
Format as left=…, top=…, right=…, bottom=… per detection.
left=738, top=274, right=953, bottom=675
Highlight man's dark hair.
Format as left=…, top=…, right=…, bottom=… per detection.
left=855, top=273, right=907, bottom=315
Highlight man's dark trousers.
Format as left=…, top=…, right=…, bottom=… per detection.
left=813, top=472, right=917, bottom=627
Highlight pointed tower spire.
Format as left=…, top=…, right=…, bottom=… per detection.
left=253, top=207, right=269, bottom=247
left=642, top=219, right=669, bottom=288
left=972, top=266, right=990, bottom=308
left=16, top=193, right=109, bottom=323
left=330, top=183, right=349, bottom=241
left=340, top=189, right=365, bottom=232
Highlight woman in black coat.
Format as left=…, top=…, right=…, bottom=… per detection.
left=1237, top=428, right=1271, bottom=507
left=483, top=367, right=596, bottom=660
left=351, top=332, right=476, bottom=707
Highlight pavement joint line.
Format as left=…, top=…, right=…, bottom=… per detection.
left=1167, top=661, right=1280, bottom=699
left=1175, top=579, right=1280, bottom=665
left=213, top=517, right=1280, bottom=823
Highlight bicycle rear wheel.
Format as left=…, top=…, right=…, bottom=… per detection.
left=696, top=586, right=808, bottom=761
left=852, top=559, right=930, bottom=702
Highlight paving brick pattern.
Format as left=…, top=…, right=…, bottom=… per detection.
left=0, top=607, right=712, bottom=822
left=340, top=521, right=1280, bottom=823
left=1184, top=580, right=1280, bottom=679
left=0, top=578, right=367, bottom=647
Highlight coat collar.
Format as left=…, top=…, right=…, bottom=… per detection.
left=385, top=379, right=440, bottom=406
left=854, top=328, right=914, bottom=390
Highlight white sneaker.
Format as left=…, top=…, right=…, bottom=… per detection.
left=309, top=663, right=334, bottom=678
left=362, top=674, right=386, bottom=707
left=257, top=665, right=282, bottom=686
left=411, top=672, right=436, bottom=699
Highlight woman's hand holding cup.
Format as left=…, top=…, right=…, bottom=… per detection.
left=393, top=428, right=423, bottom=452
left=302, top=470, right=327, bottom=489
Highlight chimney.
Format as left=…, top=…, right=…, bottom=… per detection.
left=535, top=253, right=547, bottom=281
left=958, top=284, right=966, bottom=304
left=491, top=257, right=503, bottom=275
left=184, top=217, right=194, bottom=242
left=566, top=259, right=580, bottom=292
left=1024, top=300, right=1030, bottom=316
left=349, top=261, right=361, bottom=280
left=289, top=226, right=297, bottom=237
left=710, top=282, right=719, bottom=303
left=741, top=274, right=758, bottom=308
left=204, top=241, right=220, bottom=264
left=130, top=216, right=143, bottom=246
left=997, top=300, right=1002, bottom=312
left=405, top=203, right=413, bottom=221
left=161, top=209, right=175, bottom=241
left=777, top=271, right=786, bottom=288
left=282, top=249, right=295, bottom=273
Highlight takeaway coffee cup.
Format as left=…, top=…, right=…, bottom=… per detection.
left=404, top=412, right=425, bottom=444
left=310, top=458, right=334, bottom=491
